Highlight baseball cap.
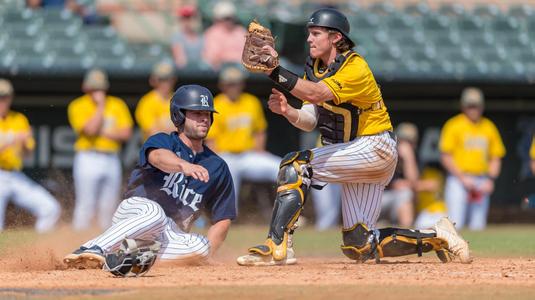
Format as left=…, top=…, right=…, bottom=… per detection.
left=151, top=61, right=176, bottom=81
left=83, top=68, right=109, bottom=91
left=0, top=79, right=13, bottom=97
left=460, top=87, right=484, bottom=108
left=219, top=65, right=245, bottom=84
left=213, top=1, right=236, bottom=20
left=176, top=5, right=197, bottom=18
left=395, top=122, right=418, bottom=144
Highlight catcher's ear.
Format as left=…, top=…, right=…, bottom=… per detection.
left=329, top=31, right=343, bottom=44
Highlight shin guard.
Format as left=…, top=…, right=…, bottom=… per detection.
left=341, top=224, right=451, bottom=263
left=248, top=150, right=313, bottom=261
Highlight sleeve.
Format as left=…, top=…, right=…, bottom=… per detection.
left=139, top=133, right=172, bottom=167
left=487, top=121, right=506, bottom=158
left=206, top=162, right=237, bottom=223
left=321, top=56, right=378, bottom=105
left=530, top=137, right=535, bottom=160
left=252, top=96, right=267, bottom=133
left=135, top=95, right=155, bottom=132
left=67, top=99, right=91, bottom=134
left=114, top=98, right=134, bottom=129
left=439, top=119, right=457, bottom=154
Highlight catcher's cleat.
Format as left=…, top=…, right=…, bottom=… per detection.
left=237, top=247, right=297, bottom=266
left=63, top=245, right=106, bottom=269
left=434, top=217, right=472, bottom=264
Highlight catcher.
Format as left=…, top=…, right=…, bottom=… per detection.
left=237, top=8, right=471, bottom=266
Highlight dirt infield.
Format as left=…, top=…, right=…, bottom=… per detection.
left=0, top=228, right=534, bottom=299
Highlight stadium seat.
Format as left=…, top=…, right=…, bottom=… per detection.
left=472, top=4, right=503, bottom=19
left=437, top=3, right=465, bottom=18
left=404, top=2, right=431, bottom=17
left=368, top=2, right=396, bottom=16
left=508, top=4, right=534, bottom=19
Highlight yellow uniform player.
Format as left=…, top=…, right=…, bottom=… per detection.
left=237, top=8, right=470, bottom=266
left=68, top=69, right=133, bottom=231
left=135, top=61, right=177, bottom=141
left=206, top=65, right=280, bottom=206
left=440, top=87, right=506, bottom=230
left=0, top=79, right=60, bottom=233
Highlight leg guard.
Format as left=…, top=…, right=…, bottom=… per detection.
left=341, top=224, right=451, bottom=263
left=248, top=150, right=313, bottom=261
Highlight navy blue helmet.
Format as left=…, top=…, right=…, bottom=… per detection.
left=170, top=85, right=217, bottom=127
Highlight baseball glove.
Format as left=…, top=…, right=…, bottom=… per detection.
left=104, top=238, right=161, bottom=277
left=242, top=20, right=279, bottom=73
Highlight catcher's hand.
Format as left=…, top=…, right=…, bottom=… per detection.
left=242, top=20, right=279, bottom=73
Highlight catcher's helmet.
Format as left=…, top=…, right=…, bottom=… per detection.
left=170, top=84, right=217, bottom=127
left=307, top=8, right=354, bottom=47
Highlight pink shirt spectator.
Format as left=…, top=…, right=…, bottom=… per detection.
left=202, top=21, right=247, bottom=70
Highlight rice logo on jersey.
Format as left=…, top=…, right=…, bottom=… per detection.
left=160, top=172, right=203, bottom=211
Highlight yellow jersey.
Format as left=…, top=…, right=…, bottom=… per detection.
left=135, top=90, right=174, bottom=141
left=207, top=92, right=267, bottom=153
left=68, top=94, right=133, bottom=152
left=416, top=167, right=447, bottom=213
left=319, top=53, right=393, bottom=136
left=0, top=111, right=35, bottom=171
left=439, top=113, right=505, bottom=175
left=530, top=137, right=535, bottom=160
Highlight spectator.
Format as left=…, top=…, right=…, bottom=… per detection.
left=530, top=136, right=535, bottom=175
left=68, top=69, right=133, bottom=231
left=202, top=1, right=247, bottom=70
left=439, top=87, right=506, bottom=230
left=171, top=5, right=208, bottom=70
left=135, top=61, right=177, bottom=141
left=0, top=79, right=61, bottom=233
left=206, top=65, right=280, bottom=208
left=414, top=165, right=448, bottom=229
left=380, top=122, right=420, bottom=227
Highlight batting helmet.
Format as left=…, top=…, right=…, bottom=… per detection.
left=170, top=84, right=217, bottom=127
left=306, top=8, right=354, bottom=47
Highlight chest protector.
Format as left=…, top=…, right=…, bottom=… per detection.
left=304, top=51, right=360, bottom=145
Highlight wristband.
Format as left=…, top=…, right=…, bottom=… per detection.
left=268, top=66, right=298, bottom=91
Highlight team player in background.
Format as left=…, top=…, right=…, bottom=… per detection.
left=64, top=85, right=235, bottom=269
left=0, top=79, right=60, bottom=233
left=135, top=61, right=177, bottom=141
left=237, top=8, right=471, bottom=266
left=206, top=65, right=280, bottom=208
left=439, top=87, right=505, bottom=230
left=68, top=69, right=133, bottom=231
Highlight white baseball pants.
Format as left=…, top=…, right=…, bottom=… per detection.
left=444, top=175, right=490, bottom=230
left=84, top=197, right=210, bottom=260
left=72, top=151, right=122, bottom=230
left=0, top=169, right=61, bottom=233
left=310, top=132, right=398, bottom=230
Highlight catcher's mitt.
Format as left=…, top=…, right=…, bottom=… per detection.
left=242, top=20, right=279, bottom=73
left=104, top=238, right=161, bottom=277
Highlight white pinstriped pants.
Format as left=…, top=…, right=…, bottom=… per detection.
left=310, top=132, right=398, bottom=230
left=83, top=197, right=210, bottom=261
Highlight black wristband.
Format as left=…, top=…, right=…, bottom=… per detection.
left=268, top=66, right=299, bottom=91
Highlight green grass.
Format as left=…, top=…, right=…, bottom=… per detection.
left=221, top=224, right=535, bottom=258
left=1, top=224, right=534, bottom=258
left=0, top=229, right=37, bottom=253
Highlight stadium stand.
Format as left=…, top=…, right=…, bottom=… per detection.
left=1, top=0, right=535, bottom=81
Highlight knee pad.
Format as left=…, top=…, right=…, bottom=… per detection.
left=249, top=150, right=313, bottom=261
left=341, top=224, right=450, bottom=263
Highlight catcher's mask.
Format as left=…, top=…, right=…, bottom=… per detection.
left=306, top=8, right=354, bottom=48
left=170, top=84, right=217, bottom=127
